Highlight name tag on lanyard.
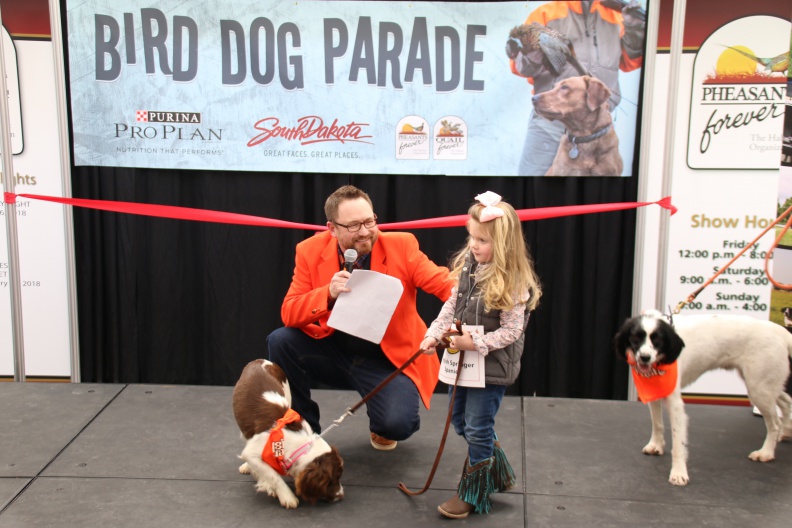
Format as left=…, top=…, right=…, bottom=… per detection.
left=438, top=325, right=485, bottom=388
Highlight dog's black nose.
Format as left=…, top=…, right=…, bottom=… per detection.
left=638, top=353, right=651, bottom=363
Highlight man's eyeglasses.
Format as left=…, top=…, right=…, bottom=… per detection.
left=333, top=215, right=378, bottom=233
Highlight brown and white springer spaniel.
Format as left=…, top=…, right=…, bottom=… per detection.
left=232, top=359, right=344, bottom=508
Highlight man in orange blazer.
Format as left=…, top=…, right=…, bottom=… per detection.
left=267, top=185, right=454, bottom=450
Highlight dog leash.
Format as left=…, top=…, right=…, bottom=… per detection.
left=319, top=322, right=464, bottom=439
left=398, top=343, right=465, bottom=496
left=674, top=203, right=792, bottom=314
left=316, top=321, right=467, bottom=496
left=317, top=347, right=425, bottom=439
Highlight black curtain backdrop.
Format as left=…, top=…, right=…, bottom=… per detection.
left=70, top=169, right=638, bottom=399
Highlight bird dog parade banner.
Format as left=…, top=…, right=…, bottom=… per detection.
left=66, top=0, right=646, bottom=176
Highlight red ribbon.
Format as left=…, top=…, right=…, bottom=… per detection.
left=10, top=192, right=324, bottom=231
left=4, top=192, right=676, bottom=231
left=380, top=196, right=677, bottom=229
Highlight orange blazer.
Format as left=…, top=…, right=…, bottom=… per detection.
left=281, top=230, right=454, bottom=408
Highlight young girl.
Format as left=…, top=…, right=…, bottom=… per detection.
left=420, top=191, right=541, bottom=519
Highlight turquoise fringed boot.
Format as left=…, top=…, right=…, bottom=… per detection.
left=492, top=437, right=516, bottom=492
left=437, top=457, right=495, bottom=518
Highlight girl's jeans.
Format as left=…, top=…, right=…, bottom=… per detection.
left=449, top=384, right=507, bottom=464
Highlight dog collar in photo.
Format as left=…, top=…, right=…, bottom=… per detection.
left=261, top=408, right=303, bottom=475
left=627, top=356, right=679, bottom=403
left=566, top=124, right=613, bottom=159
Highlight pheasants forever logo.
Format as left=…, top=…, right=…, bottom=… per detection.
left=687, top=15, right=789, bottom=170
left=396, top=116, right=430, bottom=160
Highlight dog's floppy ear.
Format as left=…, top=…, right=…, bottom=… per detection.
left=294, top=447, right=343, bottom=504
left=294, top=461, right=329, bottom=505
left=585, top=76, right=611, bottom=111
left=657, top=320, right=685, bottom=364
left=612, top=317, right=634, bottom=360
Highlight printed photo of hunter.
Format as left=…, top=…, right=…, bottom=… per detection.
left=505, top=1, right=646, bottom=176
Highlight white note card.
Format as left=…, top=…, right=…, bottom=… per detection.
left=327, top=270, right=404, bottom=344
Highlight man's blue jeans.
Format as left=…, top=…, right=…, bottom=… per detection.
left=449, top=384, right=507, bottom=464
left=266, top=327, right=420, bottom=440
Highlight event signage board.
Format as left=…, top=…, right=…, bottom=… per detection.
left=0, top=0, right=72, bottom=378
left=667, top=12, right=789, bottom=320
left=651, top=4, right=791, bottom=396
left=65, top=0, right=644, bottom=176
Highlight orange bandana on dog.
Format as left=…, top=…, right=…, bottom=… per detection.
left=627, top=356, right=679, bottom=403
left=261, top=408, right=303, bottom=475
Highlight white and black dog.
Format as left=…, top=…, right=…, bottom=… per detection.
left=614, top=311, right=792, bottom=486
left=232, top=359, right=344, bottom=508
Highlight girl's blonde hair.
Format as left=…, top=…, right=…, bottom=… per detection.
left=449, top=200, right=542, bottom=312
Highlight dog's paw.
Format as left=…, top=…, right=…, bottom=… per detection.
left=238, top=462, right=251, bottom=474
left=254, top=481, right=278, bottom=498
left=277, top=490, right=299, bottom=509
left=748, top=449, right=775, bottom=462
left=668, top=470, right=689, bottom=486
left=642, top=441, right=664, bottom=456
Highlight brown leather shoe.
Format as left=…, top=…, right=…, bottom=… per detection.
left=438, top=495, right=474, bottom=519
left=370, top=432, right=397, bottom=451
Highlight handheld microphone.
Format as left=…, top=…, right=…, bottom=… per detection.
left=343, top=249, right=358, bottom=273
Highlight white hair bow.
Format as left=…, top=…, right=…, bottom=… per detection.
left=475, top=191, right=505, bottom=222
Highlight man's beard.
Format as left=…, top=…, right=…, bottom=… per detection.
left=352, top=232, right=377, bottom=254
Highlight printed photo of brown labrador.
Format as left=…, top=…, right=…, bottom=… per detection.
left=532, top=75, right=623, bottom=176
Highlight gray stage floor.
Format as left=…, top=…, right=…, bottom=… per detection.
left=0, top=383, right=790, bottom=527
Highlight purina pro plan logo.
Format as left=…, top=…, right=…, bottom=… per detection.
left=687, top=15, right=789, bottom=170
